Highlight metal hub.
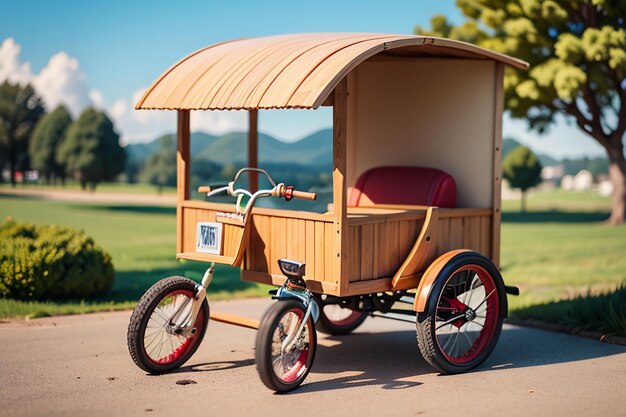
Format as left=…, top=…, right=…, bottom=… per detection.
left=464, top=308, right=476, bottom=322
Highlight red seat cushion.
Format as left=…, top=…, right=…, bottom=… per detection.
left=349, top=166, right=457, bottom=208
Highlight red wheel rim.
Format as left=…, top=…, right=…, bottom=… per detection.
left=143, top=289, right=204, bottom=365
left=434, top=265, right=499, bottom=365
left=322, top=304, right=363, bottom=326
left=271, top=308, right=311, bottom=383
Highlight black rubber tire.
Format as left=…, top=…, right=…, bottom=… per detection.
left=127, top=276, right=209, bottom=374
left=416, top=252, right=506, bottom=374
left=315, top=297, right=367, bottom=335
left=255, top=299, right=317, bottom=393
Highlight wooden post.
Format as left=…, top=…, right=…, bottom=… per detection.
left=248, top=109, right=258, bottom=193
left=333, top=79, right=349, bottom=295
left=176, top=110, right=190, bottom=254
left=491, top=63, right=504, bottom=267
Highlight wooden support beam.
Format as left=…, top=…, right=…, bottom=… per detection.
left=491, top=63, right=504, bottom=267
left=248, top=109, right=258, bottom=193
left=333, top=78, right=349, bottom=295
left=210, top=311, right=259, bottom=330
left=176, top=110, right=190, bottom=254
left=391, top=207, right=439, bottom=288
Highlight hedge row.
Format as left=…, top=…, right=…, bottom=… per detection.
left=0, top=220, right=114, bottom=300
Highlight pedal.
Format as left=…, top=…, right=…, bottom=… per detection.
left=505, top=285, right=520, bottom=296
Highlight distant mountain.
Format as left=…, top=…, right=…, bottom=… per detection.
left=502, top=137, right=559, bottom=167
left=125, top=129, right=333, bottom=168
left=126, top=132, right=217, bottom=164
left=126, top=130, right=606, bottom=177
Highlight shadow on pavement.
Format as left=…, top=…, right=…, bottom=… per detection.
left=151, top=324, right=626, bottom=394
left=172, top=358, right=256, bottom=374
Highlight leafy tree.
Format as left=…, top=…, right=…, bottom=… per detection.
left=29, top=105, right=72, bottom=184
left=139, top=135, right=176, bottom=193
left=57, top=108, right=125, bottom=190
left=416, top=0, right=626, bottom=224
left=0, top=81, right=45, bottom=186
left=503, top=145, right=543, bottom=211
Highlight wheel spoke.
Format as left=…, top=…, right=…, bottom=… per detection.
left=474, top=288, right=495, bottom=311
left=461, top=326, right=474, bottom=350
left=436, top=313, right=466, bottom=330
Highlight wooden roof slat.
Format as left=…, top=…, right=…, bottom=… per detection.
left=252, top=35, right=386, bottom=108
left=210, top=34, right=319, bottom=109
left=240, top=33, right=377, bottom=109
left=136, top=33, right=528, bottom=111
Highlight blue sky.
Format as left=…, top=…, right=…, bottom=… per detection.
left=0, top=0, right=605, bottom=158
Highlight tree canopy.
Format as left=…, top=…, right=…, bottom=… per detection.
left=0, top=81, right=45, bottom=185
left=139, top=135, right=176, bottom=192
left=503, top=145, right=543, bottom=211
left=29, top=105, right=73, bottom=183
left=416, top=0, right=626, bottom=223
left=56, top=107, right=125, bottom=190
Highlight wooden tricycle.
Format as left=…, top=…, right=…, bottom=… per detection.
left=127, top=33, right=527, bottom=392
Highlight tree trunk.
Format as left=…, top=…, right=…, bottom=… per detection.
left=8, top=144, right=16, bottom=187
left=521, top=189, right=527, bottom=212
left=607, top=146, right=626, bottom=225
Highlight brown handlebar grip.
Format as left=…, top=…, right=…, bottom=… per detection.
left=198, top=186, right=212, bottom=193
left=291, top=190, right=317, bottom=200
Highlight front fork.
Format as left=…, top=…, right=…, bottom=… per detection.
left=274, top=283, right=320, bottom=353
left=173, top=263, right=215, bottom=338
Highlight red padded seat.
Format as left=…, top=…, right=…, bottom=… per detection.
left=349, top=166, right=457, bottom=208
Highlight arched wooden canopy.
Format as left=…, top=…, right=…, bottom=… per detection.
left=136, top=33, right=528, bottom=111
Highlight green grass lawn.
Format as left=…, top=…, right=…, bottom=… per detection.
left=0, top=195, right=269, bottom=318
left=501, top=190, right=625, bottom=311
left=1, top=189, right=624, bottom=328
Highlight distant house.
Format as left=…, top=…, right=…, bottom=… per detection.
left=540, top=164, right=564, bottom=189
left=573, top=170, right=593, bottom=190
left=561, top=174, right=575, bottom=190
left=598, top=179, right=613, bottom=196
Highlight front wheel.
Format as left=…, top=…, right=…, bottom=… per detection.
left=127, top=276, right=209, bottom=374
left=255, top=299, right=317, bottom=393
left=416, top=253, right=506, bottom=374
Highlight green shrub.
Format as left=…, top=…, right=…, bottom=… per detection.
left=0, top=220, right=114, bottom=300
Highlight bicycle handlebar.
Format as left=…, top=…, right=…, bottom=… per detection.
left=280, top=186, right=317, bottom=201
left=197, top=168, right=316, bottom=214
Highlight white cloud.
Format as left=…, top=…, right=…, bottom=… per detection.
left=32, top=51, right=91, bottom=116
left=0, top=38, right=33, bottom=84
left=0, top=39, right=244, bottom=145
left=89, top=89, right=105, bottom=109
left=0, top=37, right=93, bottom=117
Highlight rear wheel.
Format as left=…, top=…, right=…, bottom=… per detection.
left=315, top=295, right=367, bottom=335
left=416, top=253, right=506, bottom=374
left=255, top=299, right=316, bottom=393
left=127, top=276, right=209, bottom=374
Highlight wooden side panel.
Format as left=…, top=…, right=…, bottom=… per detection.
left=347, top=217, right=423, bottom=281
left=344, top=209, right=493, bottom=296
left=435, top=215, right=492, bottom=256
left=245, top=213, right=335, bottom=287
left=180, top=206, right=246, bottom=258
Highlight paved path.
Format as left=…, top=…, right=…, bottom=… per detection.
left=1, top=299, right=625, bottom=417
left=0, top=187, right=176, bottom=206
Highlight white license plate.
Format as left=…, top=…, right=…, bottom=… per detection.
left=196, top=222, right=223, bottom=255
